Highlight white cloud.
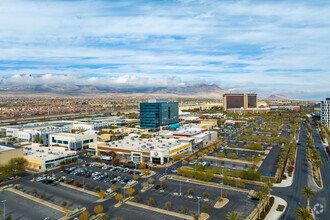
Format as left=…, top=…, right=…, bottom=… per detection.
left=0, top=0, right=329, bottom=99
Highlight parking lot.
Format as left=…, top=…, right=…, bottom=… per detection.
left=131, top=178, right=258, bottom=219
left=0, top=190, right=64, bottom=220
left=18, top=180, right=98, bottom=209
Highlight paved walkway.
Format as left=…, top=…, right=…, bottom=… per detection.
left=264, top=196, right=287, bottom=220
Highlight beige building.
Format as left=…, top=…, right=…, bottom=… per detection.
left=24, top=143, right=78, bottom=171
left=0, top=145, right=24, bottom=165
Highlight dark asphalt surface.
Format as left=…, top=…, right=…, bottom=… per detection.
left=0, top=190, right=64, bottom=220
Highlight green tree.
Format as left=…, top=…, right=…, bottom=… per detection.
left=73, top=180, right=80, bottom=186
left=84, top=183, right=91, bottom=189
left=165, top=201, right=171, bottom=210
left=160, top=181, right=166, bottom=189
left=302, top=186, right=315, bottom=212
left=133, top=195, right=140, bottom=202
left=148, top=197, right=155, bottom=206
left=201, top=205, right=209, bottom=213
left=8, top=157, right=28, bottom=176
left=188, top=188, right=194, bottom=195
left=256, top=191, right=264, bottom=219
left=226, top=211, right=242, bottom=220
left=203, top=192, right=209, bottom=198
left=181, top=207, right=188, bottom=214
left=61, top=201, right=67, bottom=208
left=95, top=186, right=101, bottom=192
left=39, top=192, right=46, bottom=199
left=295, top=207, right=313, bottom=220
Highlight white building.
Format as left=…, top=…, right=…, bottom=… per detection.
left=49, top=133, right=97, bottom=151
left=24, top=144, right=78, bottom=170
left=89, top=138, right=193, bottom=165
left=321, top=98, right=330, bottom=127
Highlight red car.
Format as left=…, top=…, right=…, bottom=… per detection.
left=128, top=171, right=134, bottom=175
left=84, top=174, right=91, bottom=178
left=76, top=184, right=84, bottom=187
left=85, top=164, right=91, bottom=166
left=79, top=173, right=84, bottom=176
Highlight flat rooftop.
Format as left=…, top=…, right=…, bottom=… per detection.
left=24, top=144, right=77, bottom=161
left=6, top=121, right=73, bottom=130
left=0, top=144, right=16, bottom=152
left=51, top=132, right=95, bottom=137
left=106, top=138, right=189, bottom=153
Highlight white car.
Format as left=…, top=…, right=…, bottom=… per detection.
left=105, top=189, right=113, bottom=195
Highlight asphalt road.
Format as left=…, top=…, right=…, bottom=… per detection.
left=0, top=190, right=64, bottom=220
left=310, top=123, right=329, bottom=220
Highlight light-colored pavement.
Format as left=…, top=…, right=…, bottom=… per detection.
left=264, top=196, right=287, bottom=220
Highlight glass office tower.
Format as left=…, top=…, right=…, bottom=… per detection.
left=140, top=99, right=179, bottom=131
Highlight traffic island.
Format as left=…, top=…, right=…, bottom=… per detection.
left=141, top=170, right=156, bottom=178
left=214, top=198, right=229, bottom=208
left=58, top=182, right=99, bottom=197
left=141, top=184, right=154, bottom=193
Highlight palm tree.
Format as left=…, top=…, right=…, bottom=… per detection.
left=256, top=191, right=265, bottom=219
left=261, top=185, right=270, bottom=212
left=225, top=211, right=242, bottom=220
left=265, top=181, right=273, bottom=205
left=295, top=207, right=313, bottom=220
left=301, top=186, right=315, bottom=212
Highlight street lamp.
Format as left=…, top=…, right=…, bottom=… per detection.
left=197, top=197, right=201, bottom=215
left=2, top=200, right=6, bottom=220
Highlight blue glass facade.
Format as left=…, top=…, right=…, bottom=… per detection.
left=140, top=100, right=179, bottom=130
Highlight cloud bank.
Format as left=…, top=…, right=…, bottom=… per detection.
left=0, top=0, right=329, bottom=99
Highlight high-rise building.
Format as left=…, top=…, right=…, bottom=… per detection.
left=223, top=93, right=258, bottom=111
left=140, top=99, right=179, bottom=131
left=321, top=98, right=330, bottom=127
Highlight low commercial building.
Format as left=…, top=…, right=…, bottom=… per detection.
left=0, top=144, right=24, bottom=165
left=49, top=133, right=97, bottom=151
left=226, top=107, right=270, bottom=114
left=23, top=144, right=78, bottom=170
left=89, top=138, right=193, bottom=165
left=269, top=106, right=300, bottom=111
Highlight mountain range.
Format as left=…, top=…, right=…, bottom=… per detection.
left=0, top=83, right=228, bottom=98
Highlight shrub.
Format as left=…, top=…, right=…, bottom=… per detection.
left=148, top=197, right=155, bottom=206
left=203, top=192, right=209, bottom=198
left=181, top=207, right=188, bottom=214
left=222, top=192, right=227, bottom=198
left=61, top=201, right=67, bottom=207
left=84, top=183, right=91, bottom=189
left=165, top=201, right=171, bottom=210
left=39, top=192, right=46, bottom=199
left=133, top=195, right=140, bottom=202
left=202, top=205, right=209, bottom=213
left=188, top=188, right=194, bottom=195
left=73, top=180, right=80, bottom=186
left=94, top=186, right=101, bottom=192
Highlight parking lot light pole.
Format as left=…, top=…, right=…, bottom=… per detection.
left=197, top=197, right=201, bottom=215
left=2, top=200, right=6, bottom=219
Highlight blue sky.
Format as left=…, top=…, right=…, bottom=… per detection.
left=0, top=0, right=329, bottom=99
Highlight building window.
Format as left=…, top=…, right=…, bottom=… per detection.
left=152, top=157, right=161, bottom=164
left=63, top=141, right=68, bottom=145
left=58, top=140, right=62, bottom=144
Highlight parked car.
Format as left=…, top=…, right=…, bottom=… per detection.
left=76, top=184, right=83, bottom=188
left=154, top=185, right=161, bottom=190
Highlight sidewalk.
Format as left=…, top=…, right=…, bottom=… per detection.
left=264, top=196, right=287, bottom=220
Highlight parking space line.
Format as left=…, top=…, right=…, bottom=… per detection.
left=6, top=188, right=68, bottom=214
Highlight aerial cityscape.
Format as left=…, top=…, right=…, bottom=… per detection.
left=0, top=0, right=329, bottom=220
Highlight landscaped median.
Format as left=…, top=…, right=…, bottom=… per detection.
left=6, top=187, right=69, bottom=214
left=126, top=200, right=209, bottom=220
left=169, top=175, right=249, bottom=192
left=58, top=182, right=99, bottom=197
